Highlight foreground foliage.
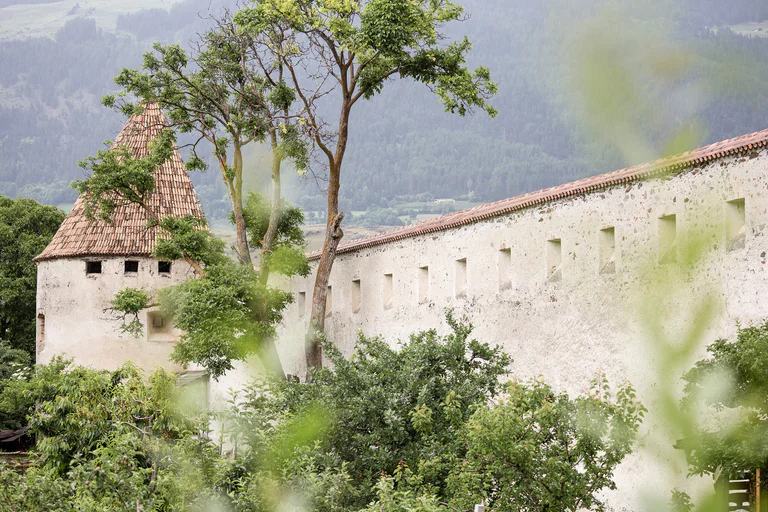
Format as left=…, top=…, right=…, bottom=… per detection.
left=680, top=320, right=768, bottom=478
left=0, top=318, right=644, bottom=511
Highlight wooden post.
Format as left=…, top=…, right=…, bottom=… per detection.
left=757, top=468, right=761, bottom=512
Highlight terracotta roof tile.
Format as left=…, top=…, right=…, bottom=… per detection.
left=308, top=127, right=768, bottom=260
left=34, top=103, right=205, bottom=262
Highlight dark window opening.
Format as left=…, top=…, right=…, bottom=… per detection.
left=148, top=311, right=171, bottom=335
left=86, top=261, right=102, bottom=274
left=37, top=314, right=45, bottom=346
left=158, top=261, right=172, bottom=274
left=125, top=260, right=139, bottom=273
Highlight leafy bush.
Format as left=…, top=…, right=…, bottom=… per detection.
left=446, top=376, right=645, bottom=511
left=680, top=320, right=768, bottom=478
left=280, top=312, right=511, bottom=507
left=0, top=360, right=219, bottom=510
left=0, top=317, right=643, bottom=511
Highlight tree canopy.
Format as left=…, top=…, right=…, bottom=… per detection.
left=0, top=196, right=64, bottom=357
left=679, top=321, right=768, bottom=477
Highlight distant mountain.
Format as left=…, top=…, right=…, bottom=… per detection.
left=1, top=0, right=768, bottom=219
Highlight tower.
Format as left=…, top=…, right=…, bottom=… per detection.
left=33, top=104, right=205, bottom=371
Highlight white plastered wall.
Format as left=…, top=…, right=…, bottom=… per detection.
left=269, top=149, right=768, bottom=509
left=36, top=256, right=195, bottom=372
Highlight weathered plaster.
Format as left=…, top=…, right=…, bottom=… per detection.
left=36, top=256, right=194, bottom=371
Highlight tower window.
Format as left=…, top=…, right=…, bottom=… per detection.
left=455, top=258, right=467, bottom=298
left=125, top=260, right=139, bottom=273
left=148, top=311, right=170, bottom=334
left=547, top=239, right=562, bottom=281
left=725, top=198, right=746, bottom=251
left=37, top=313, right=45, bottom=348
left=158, top=261, right=172, bottom=274
left=86, top=261, right=102, bottom=274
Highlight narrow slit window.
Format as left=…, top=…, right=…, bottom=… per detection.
left=383, top=274, right=393, bottom=308
left=725, top=198, right=746, bottom=251
left=547, top=239, right=562, bottom=281
left=326, top=286, right=333, bottom=317
left=499, top=247, right=512, bottom=291
left=658, top=215, right=677, bottom=264
left=419, top=266, right=429, bottom=303
left=298, top=292, right=306, bottom=318
left=37, top=313, right=45, bottom=347
left=125, top=260, right=139, bottom=273
left=352, top=279, right=362, bottom=312
left=455, top=258, right=467, bottom=298
left=599, top=227, right=616, bottom=274
left=86, top=261, right=102, bottom=274
left=158, top=261, right=172, bottom=274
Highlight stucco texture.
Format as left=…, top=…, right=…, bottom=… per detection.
left=36, top=256, right=195, bottom=371
left=271, top=150, right=768, bottom=509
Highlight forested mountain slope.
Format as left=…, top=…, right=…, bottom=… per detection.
left=1, top=0, right=768, bottom=218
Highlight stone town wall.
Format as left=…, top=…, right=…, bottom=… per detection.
left=36, top=256, right=196, bottom=372
left=268, top=149, right=768, bottom=509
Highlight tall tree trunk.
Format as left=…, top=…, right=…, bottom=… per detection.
left=260, top=129, right=282, bottom=284
left=232, top=142, right=252, bottom=266
left=304, top=102, right=351, bottom=373
left=305, top=210, right=344, bottom=373
left=255, top=130, right=286, bottom=379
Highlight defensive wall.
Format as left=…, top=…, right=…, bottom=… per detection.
left=266, top=129, right=768, bottom=509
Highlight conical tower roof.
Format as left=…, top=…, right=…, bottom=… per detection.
left=34, top=103, right=205, bottom=262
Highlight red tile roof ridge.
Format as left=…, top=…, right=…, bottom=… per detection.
left=34, top=103, right=206, bottom=262
left=307, top=127, right=768, bottom=260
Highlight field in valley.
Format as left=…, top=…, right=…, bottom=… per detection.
left=0, top=0, right=183, bottom=40
left=728, top=20, right=768, bottom=37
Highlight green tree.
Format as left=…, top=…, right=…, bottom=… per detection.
left=233, top=0, right=498, bottom=371
left=679, top=321, right=768, bottom=478
left=446, top=375, right=645, bottom=511
left=0, top=360, right=221, bottom=511
left=76, top=13, right=314, bottom=379
left=0, top=318, right=643, bottom=511
left=0, top=196, right=64, bottom=357
left=76, top=135, right=307, bottom=379
left=270, top=313, right=511, bottom=507
left=103, top=12, right=308, bottom=268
